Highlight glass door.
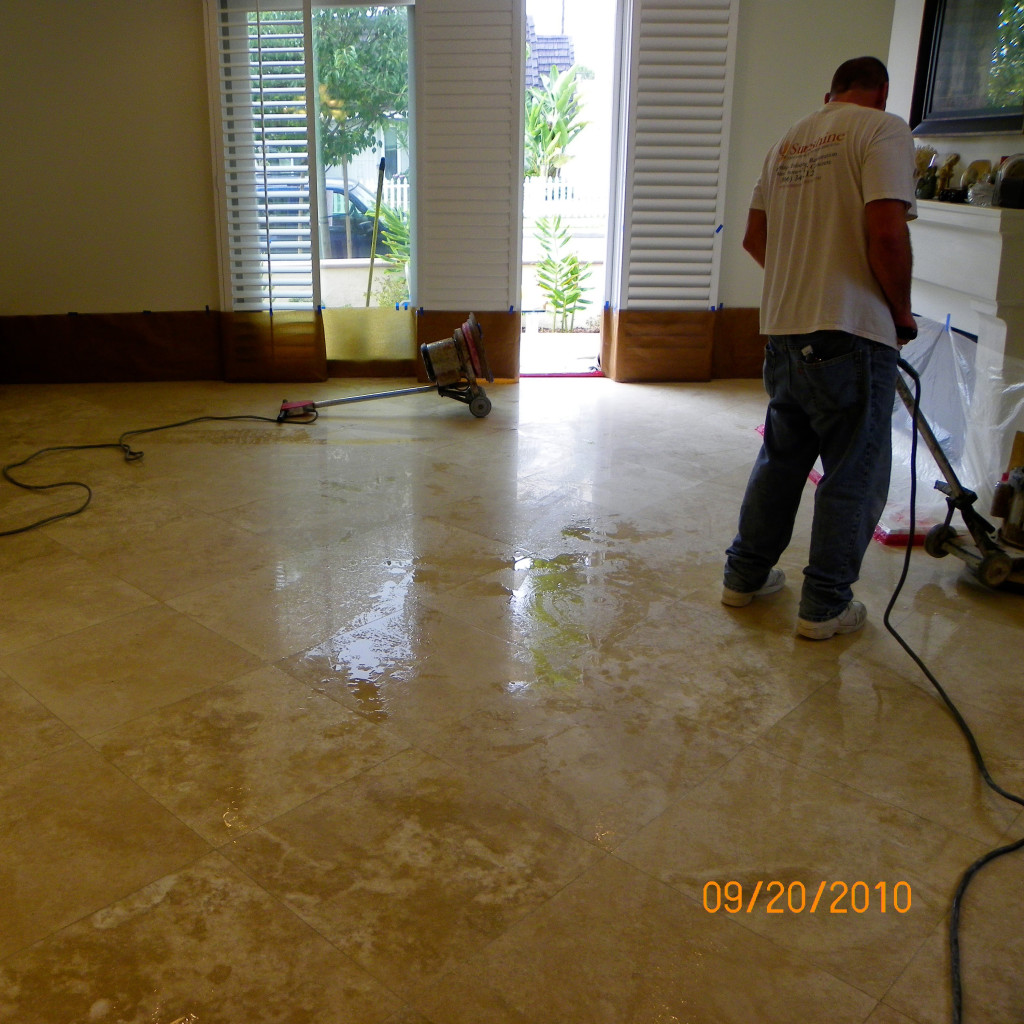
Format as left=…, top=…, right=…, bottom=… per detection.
left=209, top=0, right=415, bottom=370
left=520, top=0, right=617, bottom=375
left=311, top=4, right=415, bottom=366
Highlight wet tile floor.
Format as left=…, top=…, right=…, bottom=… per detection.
left=0, top=376, right=1021, bottom=1023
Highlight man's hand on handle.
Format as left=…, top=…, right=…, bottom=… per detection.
left=894, top=316, right=918, bottom=347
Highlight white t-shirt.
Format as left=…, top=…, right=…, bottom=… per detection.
left=750, top=101, right=917, bottom=348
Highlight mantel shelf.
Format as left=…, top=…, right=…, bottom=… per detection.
left=910, top=198, right=1024, bottom=335
left=914, top=199, right=1024, bottom=232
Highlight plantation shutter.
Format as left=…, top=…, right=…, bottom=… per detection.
left=413, top=0, right=525, bottom=310
left=208, top=0, right=320, bottom=312
left=611, top=0, right=737, bottom=311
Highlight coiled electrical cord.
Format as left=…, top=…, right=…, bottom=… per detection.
left=0, top=410, right=317, bottom=537
left=884, top=359, right=1024, bottom=1024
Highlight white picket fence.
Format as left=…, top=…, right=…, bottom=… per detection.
left=380, top=181, right=410, bottom=211
left=371, top=178, right=606, bottom=228
left=522, top=178, right=607, bottom=227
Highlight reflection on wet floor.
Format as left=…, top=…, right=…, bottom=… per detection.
left=0, top=376, right=1021, bottom=1023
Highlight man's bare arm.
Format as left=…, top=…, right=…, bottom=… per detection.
left=743, top=208, right=767, bottom=268
left=865, top=199, right=915, bottom=337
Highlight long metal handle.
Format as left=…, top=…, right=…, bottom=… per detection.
left=365, top=156, right=387, bottom=307
left=311, top=385, right=436, bottom=410
left=895, top=370, right=969, bottom=503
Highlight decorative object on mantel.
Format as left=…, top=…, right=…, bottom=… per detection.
left=961, top=160, right=992, bottom=188
left=936, top=152, right=961, bottom=194
left=914, top=146, right=938, bottom=199
left=968, top=179, right=995, bottom=207
left=916, top=165, right=938, bottom=200
left=911, top=149, right=1024, bottom=209
left=915, top=145, right=937, bottom=179
left=914, top=150, right=969, bottom=203
left=996, top=154, right=1024, bottom=209
left=963, top=159, right=995, bottom=207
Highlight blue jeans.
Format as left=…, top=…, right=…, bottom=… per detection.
left=724, top=331, right=898, bottom=621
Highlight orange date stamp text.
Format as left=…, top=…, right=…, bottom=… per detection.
left=702, top=880, right=912, bottom=915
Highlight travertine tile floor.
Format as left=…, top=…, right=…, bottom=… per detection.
left=0, top=376, right=1021, bottom=1023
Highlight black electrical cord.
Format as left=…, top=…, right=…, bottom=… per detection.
left=0, top=410, right=318, bottom=537
left=883, top=359, right=1024, bottom=1024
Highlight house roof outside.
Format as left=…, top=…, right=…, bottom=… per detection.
left=525, top=15, right=575, bottom=89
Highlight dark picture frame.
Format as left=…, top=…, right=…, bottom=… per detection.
left=911, top=0, right=1024, bottom=135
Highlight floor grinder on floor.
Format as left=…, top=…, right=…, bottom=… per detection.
left=896, top=360, right=1024, bottom=588
left=277, top=313, right=494, bottom=422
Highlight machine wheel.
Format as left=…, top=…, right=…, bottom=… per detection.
left=469, top=393, right=491, bottom=418
left=977, top=550, right=1013, bottom=588
left=924, top=523, right=957, bottom=558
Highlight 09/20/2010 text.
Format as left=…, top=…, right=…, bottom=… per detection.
left=703, top=880, right=911, bottom=915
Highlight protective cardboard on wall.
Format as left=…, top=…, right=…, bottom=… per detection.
left=221, top=310, right=327, bottom=383
left=1, top=311, right=224, bottom=383
left=415, top=310, right=520, bottom=382
left=602, top=310, right=715, bottom=382
left=711, top=307, right=765, bottom=379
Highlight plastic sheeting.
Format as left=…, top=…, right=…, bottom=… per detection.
left=877, top=315, right=1024, bottom=543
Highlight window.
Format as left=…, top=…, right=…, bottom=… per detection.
left=912, top=0, right=1024, bottom=134
left=206, top=1, right=412, bottom=313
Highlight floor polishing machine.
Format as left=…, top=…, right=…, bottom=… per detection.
left=277, top=313, right=494, bottom=422
left=896, top=359, right=1024, bottom=588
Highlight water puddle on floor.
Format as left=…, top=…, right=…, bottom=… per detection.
left=514, top=517, right=674, bottom=690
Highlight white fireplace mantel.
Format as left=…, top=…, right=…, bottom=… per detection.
left=909, top=200, right=1024, bottom=494
left=911, top=199, right=1024, bottom=342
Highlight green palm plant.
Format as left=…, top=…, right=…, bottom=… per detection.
left=534, top=215, right=591, bottom=332
left=374, top=202, right=411, bottom=306
left=524, top=65, right=588, bottom=180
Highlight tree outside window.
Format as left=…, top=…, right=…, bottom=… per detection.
left=314, top=7, right=409, bottom=259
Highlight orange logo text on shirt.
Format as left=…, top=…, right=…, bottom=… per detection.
left=779, top=132, right=846, bottom=159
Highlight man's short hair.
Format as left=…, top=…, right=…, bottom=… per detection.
left=830, top=56, right=889, bottom=95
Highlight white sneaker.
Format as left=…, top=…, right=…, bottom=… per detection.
left=797, top=600, right=867, bottom=640
left=721, top=568, right=786, bottom=607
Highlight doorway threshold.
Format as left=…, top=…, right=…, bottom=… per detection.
left=519, top=327, right=602, bottom=377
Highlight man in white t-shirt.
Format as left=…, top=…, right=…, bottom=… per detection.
left=722, top=56, right=918, bottom=639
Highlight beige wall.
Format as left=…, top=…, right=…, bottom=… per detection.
left=718, top=0, right=898, bottom=309
left=0, top=1, right=218, bottom=315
